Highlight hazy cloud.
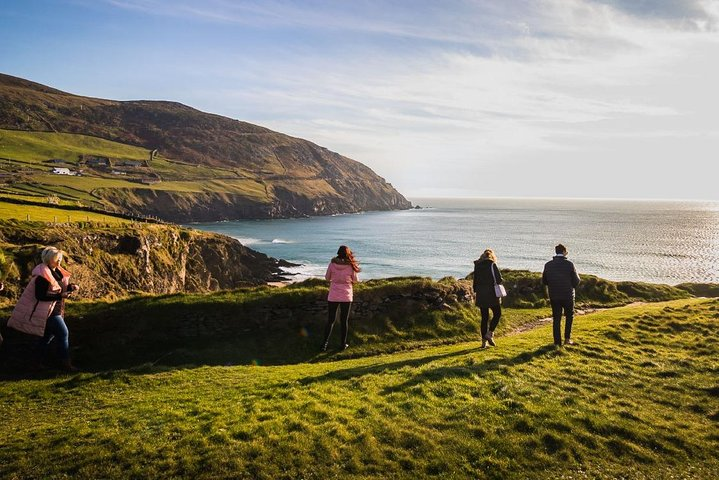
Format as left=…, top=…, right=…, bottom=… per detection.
left=588, top=0, right=718, bottom=28
left=6, top=0, right=717, bottom=199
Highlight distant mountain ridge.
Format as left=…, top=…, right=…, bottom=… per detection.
left=0, top=73, right=411, bottom=221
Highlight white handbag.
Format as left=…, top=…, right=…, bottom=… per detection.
left=491, top=263, right=507, bottom=298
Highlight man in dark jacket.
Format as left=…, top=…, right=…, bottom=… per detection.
left=542, top=244, right=581, bottom=346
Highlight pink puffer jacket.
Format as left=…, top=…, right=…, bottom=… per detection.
left=8, top=263, right=70, bottom=337
left=325, top=260, right=359, bottom=302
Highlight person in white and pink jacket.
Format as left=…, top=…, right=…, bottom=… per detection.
left=8, top=246, right=79, bottom=371
left=322, top=245, right=360, bottom=351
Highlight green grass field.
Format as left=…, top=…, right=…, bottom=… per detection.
left=0, top=129, right=274, bottom=208
left=0, top=199, right=130, bottom=224
left=0, top=129, right=150, bottom=164
left=1, top=298, right=717, bottom=479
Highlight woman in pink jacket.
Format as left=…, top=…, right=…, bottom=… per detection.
left=322, top=245, right=360, bottom=351
left=8, top=246, right=79, bottom=371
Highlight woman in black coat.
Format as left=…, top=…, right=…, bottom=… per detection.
left=473, top=248, right=504, bottom=348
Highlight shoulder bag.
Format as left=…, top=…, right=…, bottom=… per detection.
left=491, top=263, right=507, bottom=298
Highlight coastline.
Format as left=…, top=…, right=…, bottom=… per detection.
left=191, top=198, right=719, bottom=285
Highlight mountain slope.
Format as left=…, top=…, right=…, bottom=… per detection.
left=0, top=73, right=411, bottom=221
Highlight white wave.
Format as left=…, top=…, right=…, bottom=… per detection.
left=281, top=262, right=327, bottom=281
left=233, top=237, right=263, bottom=245
left=271, top=238, right=293, bottom=244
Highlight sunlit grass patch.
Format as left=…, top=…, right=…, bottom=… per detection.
left=0, top=199, right=130, bottom=223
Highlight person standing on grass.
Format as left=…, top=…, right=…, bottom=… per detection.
left=473, top=248, right=504, bottom=348
left=542, top=244, right=581, bottom=346
left=8, top=246, right=80, bottom=371
left=322, top=245, right=360, bottom=352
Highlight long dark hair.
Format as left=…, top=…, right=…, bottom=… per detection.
left=337, top=245, right=361, bottom=272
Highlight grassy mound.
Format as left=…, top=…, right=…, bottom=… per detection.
left=2, top=274, right=712, bottom=373
left=469, top=270, right=692, bottom=308
left=0, top=277, right=549, bottom=372
left=1, top=298, right=717, bottom=479
left=676, top=282, right=719, bottom=298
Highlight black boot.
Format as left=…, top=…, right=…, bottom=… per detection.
left=60, top=359, right=78, bottom=372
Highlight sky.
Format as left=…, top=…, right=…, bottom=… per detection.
left=1, top=0, right=718, bottom=200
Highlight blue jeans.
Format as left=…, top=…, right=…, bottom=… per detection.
left=40, top=315, right=70, bottom=361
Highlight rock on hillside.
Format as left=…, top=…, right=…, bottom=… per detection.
left=0, top=220, right=289, bottom=298
left=0, top=73, right=411, bottom=221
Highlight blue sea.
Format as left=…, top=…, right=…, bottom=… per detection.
left=189, top=198, right=719, bottom=285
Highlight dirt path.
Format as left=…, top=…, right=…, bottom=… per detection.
left=506, top=302, right=646, bottom=336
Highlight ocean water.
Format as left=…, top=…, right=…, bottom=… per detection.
left=189, top=198, right=719, bottom=285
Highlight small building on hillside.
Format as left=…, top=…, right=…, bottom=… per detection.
left=82, top=155, right=110, bottom=167
left=116, top=160, right=143, bottom=167
left=51, top=167, right=75, bottom=175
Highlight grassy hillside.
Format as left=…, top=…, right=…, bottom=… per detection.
left=0, top=73, right=412, bottom=221
left=1, top=273, right=701, bottom=373
left=471, top=269, right=692, bottom=308
left=0, top=129, right=270, bottom=210
left=1, top=298, right=717, bottom=479
left=0, top=128, right=150, bottom=163
left=0, top=128, right=384, bottom=221
left=0, top=277, right=546, bottom=371
left=0, top=200, right=130, bottom=224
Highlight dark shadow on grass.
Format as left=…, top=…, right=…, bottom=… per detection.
left=299, top=344, right=557, bottom=388
left=298, top=347, right=483, bottom=385
left=380, top=345, right=557, bottom=395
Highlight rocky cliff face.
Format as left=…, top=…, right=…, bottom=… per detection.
left=0, top=73, right=412, bottom=221
left=0, top=221, right=288, bottom=299
left=99, top=183, right=409, bottom=222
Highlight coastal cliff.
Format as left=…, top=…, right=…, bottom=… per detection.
left=0, top=73, right=412, bottom=222
left=0, top=221, right=288, bottom=299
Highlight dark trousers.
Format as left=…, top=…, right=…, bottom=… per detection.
left=479, top=305, right=502, bottom=338
left=550, top=299, right=574, bottom=344
left=324, top=302, right=351, bottom=347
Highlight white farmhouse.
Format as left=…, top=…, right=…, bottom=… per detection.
left=52, top=167, right=75, bottom=175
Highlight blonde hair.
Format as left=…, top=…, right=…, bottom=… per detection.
left=41, top=246, right=63, bottom=266
left=479, top=248, right=497, bottom=263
